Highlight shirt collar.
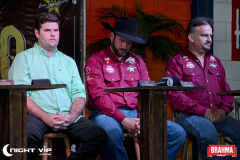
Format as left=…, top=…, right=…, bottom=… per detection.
left=34, top=43, right=59, bottom=57
left=183, top=47, right=211, bottom=60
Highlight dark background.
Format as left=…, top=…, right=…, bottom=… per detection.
left=0, top=0, right=84, bottom=79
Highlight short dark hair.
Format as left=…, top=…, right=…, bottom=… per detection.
left=187, top=17, right=213, bottom=41
left=35, top=13, right=60, bottom=31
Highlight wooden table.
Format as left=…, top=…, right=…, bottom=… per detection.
left=217, top=90, right=240, bottom=96
left=0, top=84, right=66, bottom=160
left=105, top=86, right=205, bottom=160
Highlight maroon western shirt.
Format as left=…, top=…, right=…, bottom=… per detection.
left=85, top=46, right=150, bottom=123
left=166, top=47, right=234, bottom=116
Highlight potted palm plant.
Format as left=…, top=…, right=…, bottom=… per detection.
left=87, top=2, right=186, bottom=62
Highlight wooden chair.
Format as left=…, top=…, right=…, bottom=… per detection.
left=235, top=99, right=240, bottom=120
left=181, top=132, right=227, bottom=160
left=42, top=133, right=71, bottom=160
left=172, top=111, right=228, bottom=160
left=95, top=133, right=140, bottom=160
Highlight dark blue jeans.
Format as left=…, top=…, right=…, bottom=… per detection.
left=177, top=113, right=240, bottom=160
left=89, top=107, right=186, bottom=160
left=27, top=114, right=107, bottom=160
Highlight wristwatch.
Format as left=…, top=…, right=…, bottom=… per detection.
left=223, top=109, right=227, bottom=116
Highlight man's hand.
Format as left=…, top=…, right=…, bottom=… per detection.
left=204, top=109, right=226, bottom=124
left=42, top=113, right=67, bottom=129
left=215, top=109, right=226, bottom=124
left=52, top=111, right=76, bottom=130
left=121, top=118, right=140, bottom=136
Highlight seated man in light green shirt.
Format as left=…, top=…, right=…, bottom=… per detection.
left=8, top=12, right=107, bottom=160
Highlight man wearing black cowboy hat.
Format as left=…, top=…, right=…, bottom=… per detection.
left=85, top=17, right=186, bottom=160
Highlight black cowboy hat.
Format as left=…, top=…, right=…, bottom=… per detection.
left=102, top=17, right=148, bottom=44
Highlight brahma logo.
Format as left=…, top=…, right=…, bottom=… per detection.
left=207, top=145, right=237, bottom=157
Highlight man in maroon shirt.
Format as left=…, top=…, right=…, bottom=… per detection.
left=166, top=17, right=240, bottom=159
left=85, top=17, right=186, bottom=160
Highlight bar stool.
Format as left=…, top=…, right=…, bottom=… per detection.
left=95, top=133, right=140, bottom=160
left=181, top=132, right=227, bottom=160
left=172, top=111, right=228, bottom=160
left=42, top=133, right=71, bottom=160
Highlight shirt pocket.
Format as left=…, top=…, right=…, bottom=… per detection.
left=124, top=73, right=140, bottom=87
left=103, top=69, right=120, bottom=88
left=183, top=69, right=203, bottom=86
left=56, top=66, right=72, bottom=86
left=208, top=69, right=222, bottom=89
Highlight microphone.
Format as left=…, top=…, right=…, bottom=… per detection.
left=155, top=76, right=180, bottom=86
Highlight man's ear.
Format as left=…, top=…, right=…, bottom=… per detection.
left=188, top=33, right=194, bottom=42
left=35, top=29, right=39, bottom=39
left=110, top=32, right=115, bottom=41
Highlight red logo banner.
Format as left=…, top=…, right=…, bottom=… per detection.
left=207, top=145, right=237, bottom=157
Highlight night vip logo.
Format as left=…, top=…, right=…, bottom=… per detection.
left=2, top=144, right=52, bottom=157
left=234, top=8, right=240, bottom=49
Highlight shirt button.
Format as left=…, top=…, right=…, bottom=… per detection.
left=112, top=79, right=114, bottom=81
left=209, top=92, right=211, bottom=94
left=125, top=97, right=127, bottom=99
left=193, top=73, right=195, bottom=75
left=207, top=80, right=208, bottom=82
left=217, top=73, right=218, bottom=75
left=211, top=104, right=212, bottom=106
left=122, top=74, right=124, bottom=76
left=132, top=78, right=134, bottom=80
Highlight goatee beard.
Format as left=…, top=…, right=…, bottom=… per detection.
left=111, top=40, right=128, bottom=57
left=202, top=42, right=211, bottom=52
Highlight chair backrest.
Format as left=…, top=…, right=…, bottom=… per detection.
left=235, top=99, right=240, bottom=121
left=172, top=110, right=178, bottom=122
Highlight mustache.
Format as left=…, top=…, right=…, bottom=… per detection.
left=204, top=42, right=211, bottom=45
left=118, top=49, right=127, bottom=52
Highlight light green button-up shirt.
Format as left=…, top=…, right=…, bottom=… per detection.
left=8, top=43, right=86, bottom=121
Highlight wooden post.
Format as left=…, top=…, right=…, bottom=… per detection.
left=140, top=90, right=168, bottom=160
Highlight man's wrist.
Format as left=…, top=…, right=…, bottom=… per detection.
left=222, top=109, right=227, bottom=116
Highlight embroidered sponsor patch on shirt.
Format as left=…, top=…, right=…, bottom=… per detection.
left=186, top=62, right=195, bottom=68
left=210, top=63, right=217, bottom=69
left=210, top=56, right=216, bottom=61
left=104, top=58, right=111, bottom=64
left=85, top=66, right=91, bottom=73
left=127, top=66, right=136, bottom=72
left=106, top=66, right=114, bottom=73
left=86, top=75, right=93, bottom=81
left=126, top=57, right=136, bottom=64
left=165, top=71, right=170, bottom=77
left=183, top=56, right=190, bottom=62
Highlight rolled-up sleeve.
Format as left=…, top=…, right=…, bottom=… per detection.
left=71, top=60, right=86, bottom=103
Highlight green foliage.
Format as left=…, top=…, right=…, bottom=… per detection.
left=87, top=2, right=186, bottom=61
